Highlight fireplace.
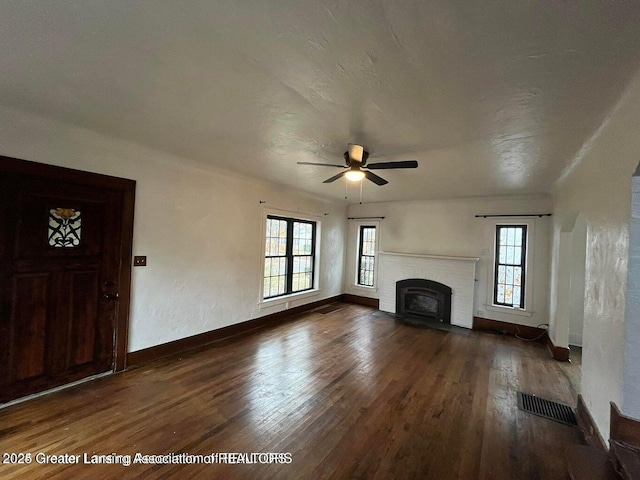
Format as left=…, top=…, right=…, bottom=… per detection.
left=396, top=279, right=452, bottom=324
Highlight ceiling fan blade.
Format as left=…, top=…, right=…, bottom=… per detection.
left=365, top=160, right=418, bottom=170
left=297, top=162, right=346, bottom=168
left=323, top=171, right=347, bottom=183
left=364, top=170, right=388, bottom=186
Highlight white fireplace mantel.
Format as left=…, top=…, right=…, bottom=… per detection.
left=378, top=251, right=479, bottom=329
left=379, top=252, right=480, bottom=262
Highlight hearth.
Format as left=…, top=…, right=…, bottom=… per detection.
left=396, top=279, right=452, bottom=324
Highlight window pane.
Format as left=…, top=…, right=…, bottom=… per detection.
left=270, top=277, right=279, bottom=296
left=264, top=260, right=270, bottom=277
left=497, top=284, right=505, bottom=303
left=514, top=228, right=522, bottom=246
left=507, top=228, right=515, bottom=246
left=506, top=246, right=514, bottom=264
left=293, top=222, right=312, bottom=255
left=506, top=266, right=514, bottom=284
left=514, top=267, right=522, bottom=286
left=504, top=286, right=513, bottom=304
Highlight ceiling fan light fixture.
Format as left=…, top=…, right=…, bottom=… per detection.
left=345, top=170, right=365, bottom=182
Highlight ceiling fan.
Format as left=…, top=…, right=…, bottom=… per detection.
left=297, top=144, right=418, bottom=186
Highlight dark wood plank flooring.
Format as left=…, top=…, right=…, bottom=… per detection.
left=0, top=303, right=582, bottom=479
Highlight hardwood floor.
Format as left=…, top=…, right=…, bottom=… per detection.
left=0, top=303, right=582, bottom=479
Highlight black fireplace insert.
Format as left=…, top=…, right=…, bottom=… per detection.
left=396, top=278, right=452, bottom=324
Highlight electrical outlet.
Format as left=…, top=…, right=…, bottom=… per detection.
left=133, top=256, right=147, bottom=267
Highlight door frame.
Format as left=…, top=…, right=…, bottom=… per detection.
left=0, top=155, right=135, bottom=372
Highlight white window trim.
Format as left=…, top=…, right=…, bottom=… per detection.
left=258, top=207, right=322, bottom=306
left=485, top=218, right=535, bottom=317
left=354, top=220, right=380, bottom=289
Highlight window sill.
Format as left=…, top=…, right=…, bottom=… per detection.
left=351, top=284, right=377, bottom=291
left=258, top=289, right=321, bottom=309
left=485, top=304, right=533, bottom=317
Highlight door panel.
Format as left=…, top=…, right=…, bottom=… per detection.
left=0, top=166, right=131, bottom=402
left=68, top=270, right=100, bottom=367
left=10, top=273, right=50, bottom=381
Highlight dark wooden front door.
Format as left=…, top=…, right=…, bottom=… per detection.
left=0, top=157, right=135, bottom=403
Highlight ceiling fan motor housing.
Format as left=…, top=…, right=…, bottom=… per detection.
left=344, top=146, right=369, bottom=166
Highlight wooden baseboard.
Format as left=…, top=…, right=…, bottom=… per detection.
left=574, top=398, right=640, bottom=453
left=127, top=295, right=342, bottom=367
left=473, top=317, right=571, bottom=361
left=472, top=316, right=546, bottom=341
left=545, top=334, right=571, bottom=362
left=611, top=402, right=640, bottom=448
left=577, top=395, right=607, bottom=451
left=342, top=293, right=379, bottom=308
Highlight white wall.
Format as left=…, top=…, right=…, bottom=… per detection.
left=569, top=215, right=587, bottom=347
left=550, top=68, right=640, bottom=438
left=344, top=196, right=553, bottom=328
left=553, top=213, right=588, bottom=348
left=0, top=106, right=347, bottom=352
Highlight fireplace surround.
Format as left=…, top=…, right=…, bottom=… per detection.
left=378, top=252, right=478, bottom=328
left=396, top=278, right=452, bottom=324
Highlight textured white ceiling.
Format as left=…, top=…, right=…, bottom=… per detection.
left=1, top=1, right=640, bottom=202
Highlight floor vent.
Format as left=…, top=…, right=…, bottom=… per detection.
left=517, top=392, right=578, bottom=426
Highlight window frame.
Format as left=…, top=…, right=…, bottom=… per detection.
left=357, top=225, right=377, bottom=287
left=493, top=224, right=527, bottom=309
left=263, top=214, right=317, bottom=300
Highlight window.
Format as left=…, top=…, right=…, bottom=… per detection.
left=263, top=215, right=316, bottom=299
left=494, top=225, right=527, bottom=308
left=48, top=207, right=82, bottom=247
left=357, top=225, right=376, bottom=287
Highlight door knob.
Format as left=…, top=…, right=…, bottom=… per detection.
left=103, top=293, right=119, bottom=300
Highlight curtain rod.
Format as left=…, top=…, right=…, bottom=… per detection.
left=475, top=213, right=552, bottom=218
left=347, top=216, right=385, bottom=220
